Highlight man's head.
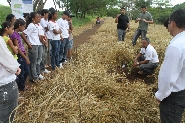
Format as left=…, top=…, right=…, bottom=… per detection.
left=120, top=7, right=126, bottom=14
left=141, top=5, right=147, bottom=13
left=168, top=9, right=185, bottom=36
left=141, top=37, right=150, bottom=48
left=62, top=10, right=70, bottom=19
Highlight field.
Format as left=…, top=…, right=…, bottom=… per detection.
left=12, top=18, right=185, bottom=123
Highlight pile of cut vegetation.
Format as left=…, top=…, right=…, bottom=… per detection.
left=14, top=18, right=185, bottom=123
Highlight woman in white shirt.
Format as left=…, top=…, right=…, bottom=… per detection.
left=48, top=10, right=62, bottom=70
left=21, top=12, right=43, bottom=82
left=0, top=36, right=21, bottom=123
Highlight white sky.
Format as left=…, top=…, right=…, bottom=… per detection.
left=0, top=0, right=184, bottom=9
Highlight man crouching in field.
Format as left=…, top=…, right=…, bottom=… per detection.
left=155, top=9, right=185, bottom=123
left=132, top=37, right=159, bottom=77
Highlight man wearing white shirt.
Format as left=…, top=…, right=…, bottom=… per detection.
left=133, top=37, right=159, bottom=77
left=0, top=36, right=21, bottom=123
left=57, top=10, right=70, bottom=63
left=155, top=9, right=185, bottom=123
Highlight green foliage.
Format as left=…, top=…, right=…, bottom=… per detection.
left=148, top=7, right=172, bottom=24
left=172, top=2, right=185, bottom=11
left=106, top=8, right=120, bottom=18
left=71, top=16, right=94, bottom=27
left=0, top=5, right=11, bottom=24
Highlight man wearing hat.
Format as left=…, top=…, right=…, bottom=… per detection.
left=57, top=10, right=70, bottom=64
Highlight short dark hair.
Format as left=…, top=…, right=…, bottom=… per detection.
left=141, top=5, right=146, bottom=9
left=41, top=9, right=49, bottom=16
left=120, top=7, right=125, bottom=10
left=169, top=9, right=185, bottom=29
left=142, top=37, right=150, bottom=43
left=23, top=13, right=29, bottom=18
left=163, top=18, right=169, bottom=29
left=6, top=14, right=15, bottom=22
left=63, top=10, right=70, bottom=17
left=0, top=21, right=13, bottom=36
left=14, top=18, right=26, bottom=29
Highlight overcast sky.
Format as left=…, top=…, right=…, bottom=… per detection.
left=0, top=0, right=184, bottom=9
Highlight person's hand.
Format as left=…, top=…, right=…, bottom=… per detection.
left=116, top=14, right=121, bottom=18
left=15, top=68, right=21, bottom=75
left=132, top=62, right=137, bottom=68
left=28, top=44, right=32, bottom=49
left=15, top=46, right=18, bottom=50
left=60, top=38, right=64, bottom=41
left=137, top=18, right=141, bottom=21
left=156, top=98, right=160, bottom=103
left=25, top=58, right=30, bottom=65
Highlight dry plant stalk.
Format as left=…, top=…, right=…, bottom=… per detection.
left=13, top=17, right=185, bottom=123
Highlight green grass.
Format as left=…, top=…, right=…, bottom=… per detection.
left=0, top=5, right=11, bottom=24
left=0, top=5, right=94, bottom=27
left=72, top=16, right=95, bottom=27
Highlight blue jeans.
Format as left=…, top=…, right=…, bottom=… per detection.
left=60, top=38, right=69, bottom=62
left=132, top=29, right=147, bottom=45
left=17, top=55, right=30, bottom=90
left=159, top=89, right=185, bottom=123
left=40, top=45, right=46, bottom=71
left=0, top=81, right=18, bottom=123
left=50, top=40, right=60, bottom=70
left=28, top=45, right=43, bottom=80
left=117, top=29, right=126, bottom=41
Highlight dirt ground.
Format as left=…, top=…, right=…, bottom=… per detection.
left=22, top=21, right=104, bottom=92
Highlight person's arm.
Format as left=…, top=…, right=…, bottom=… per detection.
left=115, top=14, right=120, bottom=23
left=155, top=46, right=181, bottom=101
left=135, top=18, right=141, bottom=23
left=0, top=36, right=19, bottom=73
left=134, top=53, right=142, bottom=62
left=143, top=19, right=154, bottom=24
left=53, top=28, right=62, bottom=34
left=21, top=32, right=32, bottom=49
left=13, top=39, right=30, bottom=64
left=7, top=39, right=18, bottom=55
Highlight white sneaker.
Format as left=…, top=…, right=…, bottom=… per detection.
left=63, top=60, right=68, bottom=64
left=60, top=63, right=64, bottom=69
left=39, top=74, right=44, bottom=80
left=43, top=69, right=51, bottom=74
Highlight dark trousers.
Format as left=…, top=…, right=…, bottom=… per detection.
left=159, top=89, right=185, bottom=123
left=138, top=56, right=158, bottom=74
left=50, top=40, right=60, bottom=70
left=17, top=56, right=30, bottom=90
left=132, top=29, right=147, bottom=45
left=0, top=81, right=18, bottom=123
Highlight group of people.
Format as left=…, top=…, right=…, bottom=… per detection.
left=116, top=5, right=185, bottom=123
left=0, top=4, right=185, bottom=123
left=0, top=9, right=74, bottom=123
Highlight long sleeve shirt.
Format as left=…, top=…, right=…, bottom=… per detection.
left=155, top=31, right=185, bottom=101
left=0, top=36, right=20, bottom=86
